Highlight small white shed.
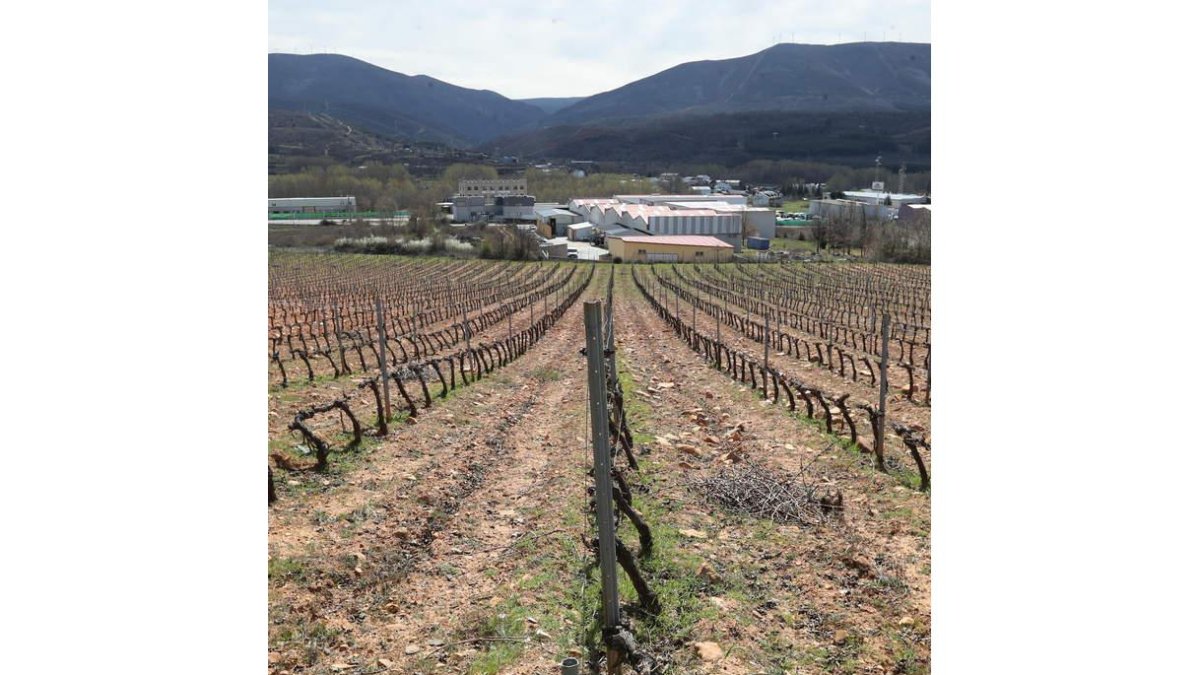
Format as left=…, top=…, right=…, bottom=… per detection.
left=567, top=222, right=594, bottom=241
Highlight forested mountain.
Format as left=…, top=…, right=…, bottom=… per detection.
left=489, top=109, right=929, bottom=168
left=268, top=43, right=930, bottom=167
left=545, top=42, right=930, bottom=126
left=518, top=97, right=586, bottom=114
left=268, top=53, right=545, bottom=147
left=490, top=43, right=928, bottom=166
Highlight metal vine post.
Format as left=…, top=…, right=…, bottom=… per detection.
left=583, top=300, right=623, bottom=672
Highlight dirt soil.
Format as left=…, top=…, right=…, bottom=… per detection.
left=268, top=266, right=930, bottom=675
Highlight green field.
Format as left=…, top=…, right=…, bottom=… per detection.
left=769, top=238, right=817, bottom=253
left=780, top=199, right=810, bottom=214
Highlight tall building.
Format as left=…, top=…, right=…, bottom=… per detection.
left=457, top=178, right=527, bottom=197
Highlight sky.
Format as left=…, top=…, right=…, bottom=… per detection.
left=9, top=4, right=1200, bottom=673
left=268, top=0, right=930, bottom=99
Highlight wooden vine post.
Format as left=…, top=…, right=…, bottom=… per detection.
left=374, top=296, right=391, bottom=434
left=875, top=313, right=890, bottom=472
left=717, top=281, right=723, bottom=345
left=462, top=304, right=471, bottom=351
left=764, top=312, right=770, bottom=371
left=925, top=348, right=931, bottom=406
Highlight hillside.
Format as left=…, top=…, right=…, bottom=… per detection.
left=268, top=43, right=931, bottom=168
left=518, top=97, right=586, bottom=114
left=489, top=109, right=930, bottom=168
left=268, top=53, right=546, bottom=147
left=547, top=42, right=930, bottom=126
left=268, top=110, right=414, bottom=169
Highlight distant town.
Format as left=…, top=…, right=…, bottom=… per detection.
left=269, top=168, right=930, bottom=264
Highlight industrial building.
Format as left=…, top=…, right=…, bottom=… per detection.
left=268, top=196, right=357, bottom=214
left=750, top=191, right=783, bottom=207
left=615, top=205, right=741, bottom=241
left=567, top=223, right=594, bottom=241
left=450, top=195, right=487, bottom=222
left=457, top=178, right=527, bottom=197
left=568, top=198, right=620, bottom=223
left=534, top=207, right=583, bottom=238
left=566, top=194, right=771, bottom=248
left=842, top=190, right=927, bottom=206
left=809, top=199, right=898, bottom=222
left=497, top=195, right=536, bottom=221
left=665, top=201, right=776, bottom=239
left=607, top=235, right=733, bottom=263
left=539, top=240, right=569, bottom=259
left=612, top=194, right=747, bottom=206
left=449, top=177, right=539, bottom=223
left=898, top=203, right=932, bottom=222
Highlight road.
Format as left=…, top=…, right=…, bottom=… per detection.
left=543, top=236, right=610, bottom=261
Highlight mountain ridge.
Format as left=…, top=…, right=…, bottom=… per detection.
left=545, top=42, right=929, bottom=126
left=518, top=97, right=586, bottom=114
left=268, top=53, right=545, bottom=147
left=268, top=42, right=930, bottom=165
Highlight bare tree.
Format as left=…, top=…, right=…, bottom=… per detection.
left=375, top=195, right=398, bottom=226
left=742, top=217, right=760, bottom=242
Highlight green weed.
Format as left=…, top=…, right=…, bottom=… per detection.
left=267, top=556, right=306, bottom=585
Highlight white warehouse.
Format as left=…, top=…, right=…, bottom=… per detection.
left=809, top=199, right=898, bottom=221
left=567, top=195, right=768, bottom=248
left=613, top=194, right=748, bottom=206
left=666, top=201, right=776, bottom=239
left=603, top=204, right=744, bottom=249
left=842, top=190, right=927, bottom=206
left=268, top=196, right=357, bottom=214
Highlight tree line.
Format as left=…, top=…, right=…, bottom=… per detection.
left=268, top=161, right=668, bottom=210
left=812, top=210, right=931, bottom=264
left=269, top=159, right=931, bottom=215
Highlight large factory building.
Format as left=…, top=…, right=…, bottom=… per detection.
left=268, top=196, right=357, bottom=214
left=565, top=194, right=773, bottom=249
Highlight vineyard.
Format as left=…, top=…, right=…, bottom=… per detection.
left=633, top=262, right=931, bottom=488
left=268, top=252, right=932, bottom=674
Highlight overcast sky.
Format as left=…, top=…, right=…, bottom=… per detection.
left=269, top=0, right=930, bottom=99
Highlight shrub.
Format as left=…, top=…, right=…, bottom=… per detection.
left=333, top=235, right=391, bottom=253
left=398, top=237, right=432, bottom=254
left=444, top=237, right=475, bottom=254
left=330, top=230, right=477, bottom=257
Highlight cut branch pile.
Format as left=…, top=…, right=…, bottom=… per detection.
left=690, top=461, right=837, bottom=525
